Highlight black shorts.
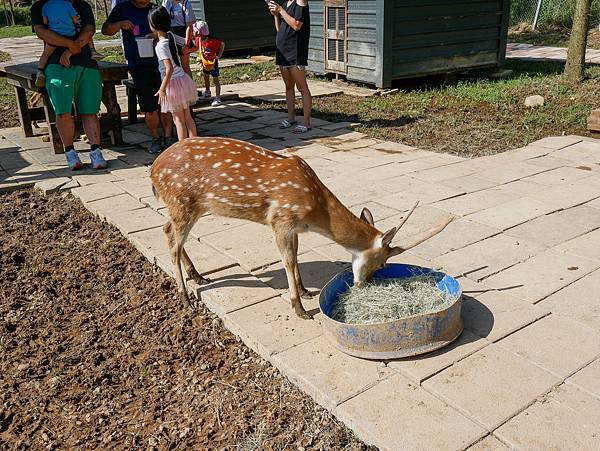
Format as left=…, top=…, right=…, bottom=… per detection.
left=129, top=65, right=161, bottom=113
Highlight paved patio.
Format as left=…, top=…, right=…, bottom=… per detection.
left=507, top=42, right=600, bottom=64
left=1, top=101, right=600, bottom=450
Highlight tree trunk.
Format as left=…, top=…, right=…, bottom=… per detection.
left=564, top=0, right=592, bottom=82
left=7, top=0, right=14, bottom=25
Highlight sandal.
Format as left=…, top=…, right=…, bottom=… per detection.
left=279, top=119, right=297, bottom=129
left=293, top=124, right=311, bottom=134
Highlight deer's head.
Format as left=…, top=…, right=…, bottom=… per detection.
left=351, top=202, right=453, bottom=286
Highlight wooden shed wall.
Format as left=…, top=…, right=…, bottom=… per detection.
left=387, top=0, right=509, bottom=83
left=190, top=0, right=275, bottom=51
left=307, top=0, right=380, bottom=85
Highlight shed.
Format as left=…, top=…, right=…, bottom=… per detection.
left=190, top=0, right=275, bottom=51
left=307, top=0, right=511, bottom=87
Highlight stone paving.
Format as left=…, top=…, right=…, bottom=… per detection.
left=1, top=101, right=600, bottom=450
left=507, top=42, right=600, bottom=64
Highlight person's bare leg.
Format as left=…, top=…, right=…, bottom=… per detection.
left=81, top=114, right=100, bottom=146
left=172, top=110, right=188, bottom=141
left=145, top=110, right=160, bottom=139
left=280, top=67, right=296, bottom=123
left=184, top=108, right=197, bottom=137
left=203, top=72, right=211, bottom=93
left=290, top=67, right=312, bottom=128
left=38, top=44, right=55, bottom=71
left=161, top=112, right=173, bottom=138
left=181, top=52, right=192, bottom=77
left=55, top=113, right=75, bottom=147
left=213, top=76, right=221, bottom=98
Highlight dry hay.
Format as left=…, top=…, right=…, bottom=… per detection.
left=331, top=276, right=456, bottom=324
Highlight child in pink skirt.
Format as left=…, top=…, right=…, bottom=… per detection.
left=149, top=6, right=198, bottom=143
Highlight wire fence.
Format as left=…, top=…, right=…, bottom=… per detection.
left=511, top=0, right=600, bottom=29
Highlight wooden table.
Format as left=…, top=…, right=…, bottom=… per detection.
left=0, top=61, right=129, bottom=154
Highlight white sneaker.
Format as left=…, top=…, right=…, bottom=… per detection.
left=65, top=149, right=83, bottom=170
left=211, top=97, right=222, bottom=107
left=202, top=90, right=211, bottom=99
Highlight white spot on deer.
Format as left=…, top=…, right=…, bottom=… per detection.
left=303, top=187, right=310, bottom=192
left=280, top=182, right=287, bottom=187
left=235, top=143, right=241, bottom=147
left=247, top=192, right=259, bottom=197
left=211, top=139, right=217, bottom=143
left=213, top=162, right=222, bottom=168
left=292, top=183, right=300, bottom=189
left=227, top=177, right=233, bottom=182
left=244, top=146, right=251, bottom=150
left=176, top=183, right=182, bottom=188
left=207, top=152, right=213, bottom=157
left=291, top=205, right=299, bottom=212
left=206, top=192, right=214, bottom=199
left=173, top=174, right=179, bottom=179
left=220, top=173, right=227, bottom=177
left=239, top=175, right=245, bottom=181
left=176, top=155, right=181, bottom=161
left=224, top=140, right=230, bottom=145
left=225, top=159, right=232, bottom=163
left=167, top=168, right=173, bottom=174
left=184, top=163, right=190, bottom=169
left=306, top=205, right=312, bottom=211
left=213, top=182, right=220, bottom=187
left=252, top=168, right=259, bottom=172
left=246, top=162, right=253, bottom=167
left=194, top=155, right=202, bottom=160
left=231, top=185, right=238, bottom=189
left=283, top=203, right=290, bottom=209
left=246, top=184, right=253, bottom=189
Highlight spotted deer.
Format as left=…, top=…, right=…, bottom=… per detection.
left=151, top=137, right=453, bottom=318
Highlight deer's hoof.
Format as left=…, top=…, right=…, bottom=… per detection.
left=300, top=289, right=314, bottom=300
left=189, top=270, right=211, bottom=286
left=294, top=306, right=312, bottom=320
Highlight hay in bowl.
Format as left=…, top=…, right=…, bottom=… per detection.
left=330, top=275, right=456, bottom=325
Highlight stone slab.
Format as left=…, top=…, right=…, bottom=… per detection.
left=439, top=175, right=499, bottom=194
left=461, top=287, right=549, bottom=343
left=116, top=178, right=155, bottom=201
left=389, top=330, right=490, bottom=384
left=34, top=176, right=72, bottom=195
left=105, top=207, right=167, bottom=235
left=434, top=234, right=543, bottom=281
left=482, top=249, right=598, bottom=304
left=195, top=266, right=281, bottom=317
left=467, top=198, right=555, bottom=231
left=522, top=166, right=594, bottom=186
left=497, top=314, right=600, bottom=378
left=155, top=239, right=237, bottom=278
left=272, top=335, right=394, bottom=411
left=528, top=179, right=600, bottom=210
left=553, top=228, right=600, bottom=262
left=474, top=161, right=549, bottom=184
left=567, top=359, right=600, bottom=398
left=224, top=295, right=323, bottom=357
left=86, top=193, right=145, bottom=220
left=434, top=188, right=517, bottom=217
left=495, top=385, right=600, bottom=450
left=467, top=435, right=510, bottom=451
left=71, top=182, right=125, bottom=203
left=423, top=344, right=561, bottom=430
left=336, top=374, right=486, bottom=451
left=539, top=270, right=600, bottom=332
left=189, top=214, right=247, bottom=239
left=377, top=177, right=464, bottom=209
left=129, top=227, right=170, bottom=263
left=72, top=172, right=123, bottom=186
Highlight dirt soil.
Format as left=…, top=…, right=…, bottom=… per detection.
left=0, top=190, right=371, bottom=450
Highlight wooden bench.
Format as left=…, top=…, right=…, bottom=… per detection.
left=122, top=78, right=239, bottom=124
left=0, top=61, right=129, bottom=154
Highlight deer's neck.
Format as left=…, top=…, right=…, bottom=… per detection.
left=315, top=189, right=379, bottom=253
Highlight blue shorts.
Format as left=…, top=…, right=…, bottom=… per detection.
left=202, top=60, right=219, bottom=78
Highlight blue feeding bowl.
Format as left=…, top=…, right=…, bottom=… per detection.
left=319, top=263, right=463, bottom=360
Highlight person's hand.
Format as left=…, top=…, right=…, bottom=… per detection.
left=60, top=49, right=72, bottom=67
left=267, top=1, right=280, bottom=15
left=67, top=40, right=82, bottom=55
left=155, top=88, right=167, bottom=104
left=119, top=20, right=135, bottom=31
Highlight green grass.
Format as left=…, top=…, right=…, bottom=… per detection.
left=0, top=25, right=33, bottom=39
left=99, top=45, right=125, bottom=63
left=259, top=59, right=600, bottom=157
left=0, top=50, right=18, bottom=128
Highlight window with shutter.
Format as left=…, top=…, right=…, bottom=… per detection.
left=325, top=0, right=347, bottom=73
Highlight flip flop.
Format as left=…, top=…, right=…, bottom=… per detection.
left=293, top=124, right=311, bottom=133
left=279, top=119, right=297, bottom=129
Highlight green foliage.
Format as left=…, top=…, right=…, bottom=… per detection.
left=0, top=6, right=32, bottom=27
left=511, top=0, right=600, bottom=28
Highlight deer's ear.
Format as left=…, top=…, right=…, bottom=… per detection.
left=381, top=227, right=397, bottom=247
left=389, top=246, right=403, bottom=257
left=360, top=207, right=375, bottom=226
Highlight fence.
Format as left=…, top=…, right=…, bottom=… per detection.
left=511, top=0, right=600, bottom=29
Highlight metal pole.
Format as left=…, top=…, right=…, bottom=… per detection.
left=532, top=0, right=543, bottom=30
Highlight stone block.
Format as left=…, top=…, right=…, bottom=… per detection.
left=467, top=435, right=510, bottom=451
left=203, top=221, right=281, bottom=271
left=72, top=172, right=123, bottom=186
left=423, top=344, right=560, bottom=430
left=155, top=239, right=237, bottom=278
left=495, top=385, right=600, bottom=450
left=71, top=182, right=125, bottom=203
left=482, top=249, right=598, bottom=304
left=110, top=166, right=150, bottom=180
left=272, top=335, right=394, bottom=411
left=529, top=179, right=600, bottom=210
left=522, top=166, right=594, bottom=186
left=129, top=227, right=170, bottom=263
left=539, top=270, right=600, bottom=332
left=474, top=161, right=548, bottom=184
left=467, top=198, right=555, bottom=231
left=378, top=178, right=464, bottom=210
left=189, top=214, right=247, bottom=239
left=389, top=330, right=490, bottom=384
left=336, top=374, right=486, bottom=451
left=86, top=193, right=145, bottom=220
left=224, top=295, right=323, bottom=357
left=411, top=161, right=479, bottom=183
left=434, top=233, right=543, bottom=281
left=105, top=207, right=167, bottom=235
left=440, top=175, right=498, bottom=194
left=194, top=266, right=280, bottom=317
left=116, top=178, right=154, bottom=201
left=531, top=135, right=582, bottom=150
left=34, top=176, right=72, bottom=195
left=553, top=227, right=600, bottom=262
left=140, top=195, right=165, bottom=211
left=567, top=358, right=600, bottom=398
left=434, top=188, right=517, bottom=216
left=462, top=287, right=549, bottom=342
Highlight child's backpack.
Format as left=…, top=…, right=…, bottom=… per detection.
left=198, top=36, right=221, bottom=71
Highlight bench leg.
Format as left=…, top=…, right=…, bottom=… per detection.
left=14, top=86, right=34, bottom=137
left=126, top=86, right=138, bottom=124
left=42, top=92, right=63, bottom=154
left=102, top=83, right=124, bottom=146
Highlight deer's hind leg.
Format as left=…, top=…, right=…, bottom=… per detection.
left=291, top=232, right=311, bottom=299
left=274, top=226, right=310, bottom=319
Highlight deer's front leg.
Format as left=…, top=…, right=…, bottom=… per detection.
left=291, top=232, right=312, bottom=299
left=274, top=228, right=310, bottom=319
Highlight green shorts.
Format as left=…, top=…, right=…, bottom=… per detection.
left=45, top=64, right=102, bottom=116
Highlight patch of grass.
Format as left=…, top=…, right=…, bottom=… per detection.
left=99, top=45, right=125, bottom=63
left=192, top=58, right=278, bottom=86
left=0, top=50, right=18, bottom=128
left=0, top=25, right=33, bottom=39
left=259, top=59, right=600, bottom=157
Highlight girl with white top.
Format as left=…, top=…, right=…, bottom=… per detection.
left=149, top=7, right=198, bottom=142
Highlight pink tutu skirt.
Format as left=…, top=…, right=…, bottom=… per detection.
left=161, top=74, right=198, bottom=113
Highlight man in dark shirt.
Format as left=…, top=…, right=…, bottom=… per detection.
left=31, top=0, right=107, bottom=170
left=102, top=0, right=174, bottom=154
